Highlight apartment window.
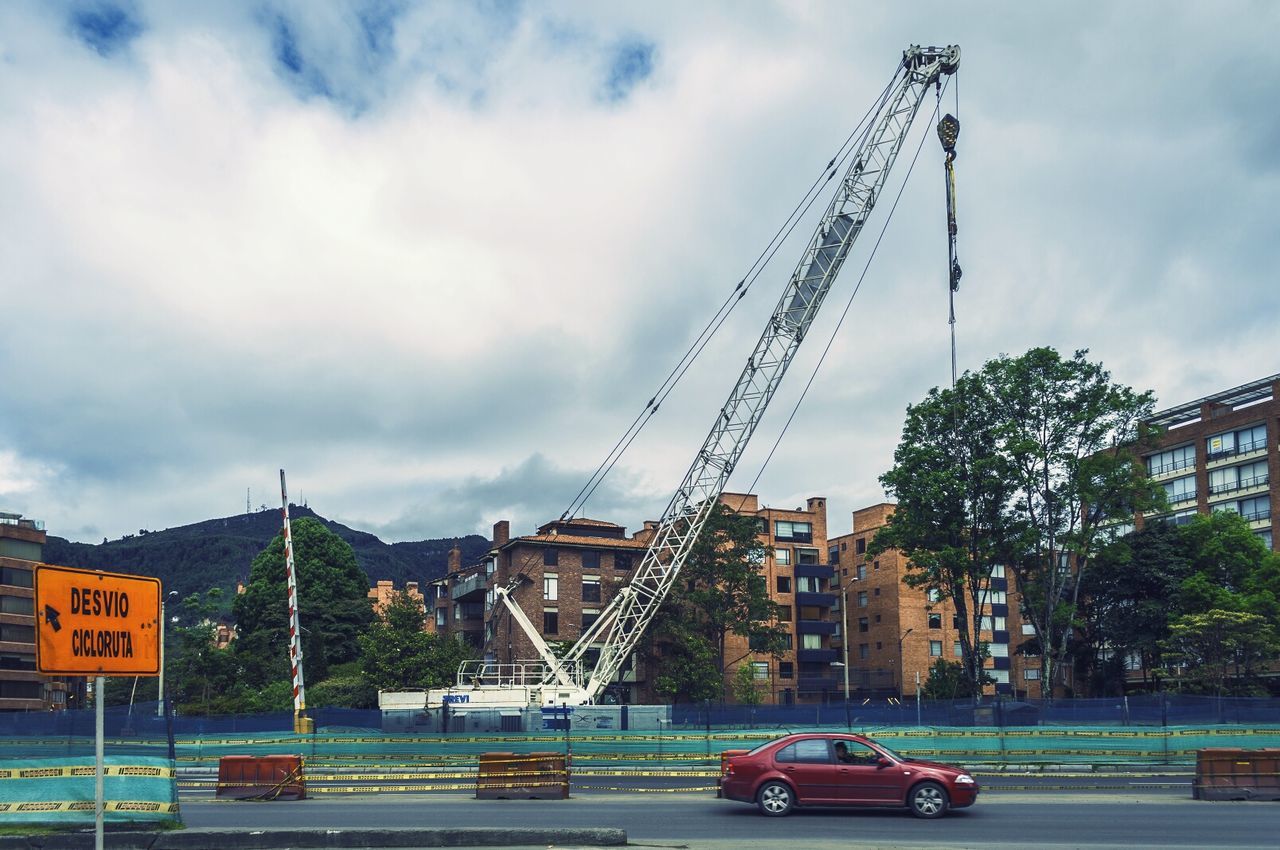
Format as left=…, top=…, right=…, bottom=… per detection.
left=0, top=624, right=35, bottom=643
left=802, top=633, right=822, bottom=650
left=543, top=610, right=559, bottom=633
left=1259, top=529, right=1274, bottom=549
left=781, top=633, right=792, bottom=649
left=751, top=661, right=770, bottom=680
left=1146, top=444, right=1195, bottom=476
left=614, top=553, right=632, bottom=571
left=0, top=652, right=36, bottom=671
left=774, top=548, right=791, bottom=565
left=797, top=548, right=820, bottom=565
left=544, top=548, right=558, bottom=567
left=953, top=642, right=962, bottom=657
left=1238, top=495, right=1271, bottom=523
left=1163, top=475, right=1196, bottom=505
left=797, top=576, right=824, bottom=593
left=543, top=575, right=558, bottom=601
left=926, top=588, right=941, bottom=603
left=0, top=595, right=34, bottom=615
left=1024, top=669, right=1041, bottom=680
left=856, top=564, right=866, bottom=581
left=828, top=546, right=840, bottom=564
left=1022, top=623, right=1037, bottom=635
left=779, top=662, right=794, bottom=680
left=857, top=591, right=868, bottom=608
left=855, top=538, right=866, bottom=554
left=582, top=609, right=600, bottom=630
left=776, top=576, right=792, bottom=594
left=435, top=584, right=448, bottom=599
left=858, top=617, right=869, bottom=633
left=777, top=605, right=792, bottom=622
left=859, top=643, right=870, bottom=660
left=873, top=560, right=880, bottom=571
left=0, top=567, right=33, bottom=588
left=928, top=613, right=942, bottom=629
left=953, top=615, right=963, bottom=630
left=989, top=670, right=1010, bottom=684
left=435, top=608, right=446, bottom=628
left=987, top=590, right=1007, bottom=605
left=1208, top=423, right=1268, bottom=459
left=876, top=641, right=883, bottom=650
left=929, top=640, right=943, bottom=657
left=979, top=616, right=1007, bottom=631
left=775, top=521, right=813, bottom=542
left=485, top=558, right=496, bottom=577
left=873, top=587, right=880, bottom=596
left=582, top=550, right=601, bottom=570
left=989, top=643, right=1009, bottom=657
left=0, top=682, right=41, bottom=700
left=874, top=614, right=881, bottom=624
left=582, top=579, right=602, bottom=603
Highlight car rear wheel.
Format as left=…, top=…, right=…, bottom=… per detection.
left=908, top=781, right=948, bottom=819
left=757, top=781, right=794, bottom=817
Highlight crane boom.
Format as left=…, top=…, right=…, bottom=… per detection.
left=560, top=45, right=961, bottom=700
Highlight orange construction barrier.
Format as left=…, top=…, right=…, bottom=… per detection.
left=476, top=752, right=568, bottom=799
left=216, top=755, right=306, bottom=801
left=1194, top=748, right=1280, bottom=801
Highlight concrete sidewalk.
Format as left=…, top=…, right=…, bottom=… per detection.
left=0, top=827, right=627, bottom=850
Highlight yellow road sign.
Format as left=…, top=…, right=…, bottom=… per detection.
left=34, top=565, right=161, bottom=676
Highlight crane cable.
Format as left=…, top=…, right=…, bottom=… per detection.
left=731, top=77, right=953, bottom=513
left=562, top=68, right=903, bottom=522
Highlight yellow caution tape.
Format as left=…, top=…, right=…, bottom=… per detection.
left=0, top=801, right=180, bottom=814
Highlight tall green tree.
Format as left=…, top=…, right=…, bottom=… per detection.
left=873, top=372, right=1019, bottom=696
left=982, top=348, right=1160, bottom=696
left=645, top=503, right=788, bottom=702
left=1163, top=609, right=1280, bottom=696
left=233, top=517, right=373, bottom=687
left=1078, top=523, right=1192, bottom=693
left=358, top=590, right=478, bottom=693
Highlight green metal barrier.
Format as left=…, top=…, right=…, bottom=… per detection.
left=0, top=756, right=180, bottom=826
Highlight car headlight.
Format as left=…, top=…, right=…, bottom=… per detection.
left=953, top=774, right=975, bottom=784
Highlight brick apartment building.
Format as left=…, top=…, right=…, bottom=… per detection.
left=1135, top=373, right=1277, bottom=550
left=829, top=504, right=1041, bottom=699
left=419, top=494, right=839, bottom=705
left=368, top=579, right=426, bottom=619
left=715, top=493, right=835, bottom=705
left=0, top=512, right=83, bottom=711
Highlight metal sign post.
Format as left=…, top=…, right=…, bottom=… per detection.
left=35, top=566, right=161, bottom=850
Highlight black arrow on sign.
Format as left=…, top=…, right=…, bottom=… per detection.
left=45, top=605, right=62, bottom=632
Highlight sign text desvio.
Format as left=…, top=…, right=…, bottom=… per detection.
left=35, top=564, right=161, bottom=676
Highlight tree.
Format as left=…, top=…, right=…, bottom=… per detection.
left=730, top=662, right=767, bottom=707
left=1078, top=523, right=1192, bottom=693
left=232, top=517, right=373, bottom=687
left=919, top=659, right=987, bottom=700
left=358, top=590, right=478, bottom=693
left=873, top=372, right=1023, bottom=697
left=1163, top=609, right=1280, bottom=696
left=645, top=503, right=788, bottom=702
left=981, top=348, right=1160, bottom=696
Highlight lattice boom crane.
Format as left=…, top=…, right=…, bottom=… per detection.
left=426, top=44, right=959, bottom=709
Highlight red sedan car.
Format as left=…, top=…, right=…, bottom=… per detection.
left=719, top=732, right=978, bottom=818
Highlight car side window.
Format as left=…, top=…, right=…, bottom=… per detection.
left=833, top=740, right=881, bottom=765
left=776, top=740, right=832, bottom=764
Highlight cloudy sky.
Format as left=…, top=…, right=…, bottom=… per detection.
left=1, top=1, right=1276, bottom=547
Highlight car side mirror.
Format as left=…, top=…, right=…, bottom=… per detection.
left=877, top=756, right=893, bottom=768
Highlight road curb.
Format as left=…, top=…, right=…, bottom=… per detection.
left=0, top=827, right=628, bottom=850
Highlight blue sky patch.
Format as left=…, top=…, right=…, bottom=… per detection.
left=69, top=2, right=143, bottom=57
left=603, top=37, right=655, bottom=103
left=268, top=13, right=333, bottom=101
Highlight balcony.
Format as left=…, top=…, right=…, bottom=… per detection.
left=1165, top=490, right=1198, bottom=506
left=1207, top=438, right=1269, bottom=465
left=796, top=563, right=834, bottom=579
left=797, top=619, right=837, bottom=635
left=797, top=675, right=841, bottom=691
left=1209, top=473, right=1270, bottom=499
left=796, top=592, right=837, bottom=608
left=797, top=648, right=838, bottom=664
left=451, top=572, right=488, bottom=601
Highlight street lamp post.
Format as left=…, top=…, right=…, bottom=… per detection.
left=897, top=627, right=914, bottom=698
left=839, top=577, right=857, bottom=730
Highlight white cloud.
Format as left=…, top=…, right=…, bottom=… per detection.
left=1, top=1, right=1277, bottom=548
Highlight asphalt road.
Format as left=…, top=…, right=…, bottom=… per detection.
left=178, top=792, right=1279, bottom=849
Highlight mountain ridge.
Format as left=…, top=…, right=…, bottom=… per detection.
left=41, top=506, right=491, bottom=606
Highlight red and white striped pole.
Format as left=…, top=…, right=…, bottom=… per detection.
left=280, top=469, right=307, bottom=729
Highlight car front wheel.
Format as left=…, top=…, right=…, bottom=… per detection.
left=757, top=781, right=794, bottom=817
left=908, top=781, right=948, bottom=819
